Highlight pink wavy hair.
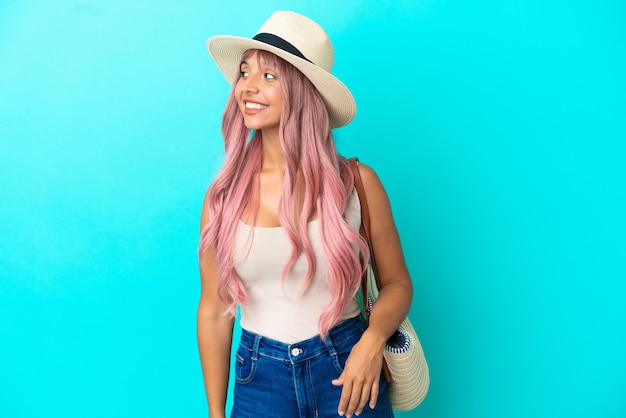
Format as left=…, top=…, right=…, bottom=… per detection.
left=199, top=49, right=369, bottom=336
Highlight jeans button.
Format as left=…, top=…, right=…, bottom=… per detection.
left=291, top=348, right=303, bottom=357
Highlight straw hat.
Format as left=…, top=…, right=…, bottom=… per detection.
left=206, top=11, right=356, bottom=128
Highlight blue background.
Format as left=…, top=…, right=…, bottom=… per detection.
left=1, top=1, right=625, bottom=417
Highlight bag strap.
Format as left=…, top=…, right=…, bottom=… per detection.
left=349, top=157, right=382, bottom=289
left=348, top=157, right=392, bottom=383
left=350, top=158, right=370, bottom=242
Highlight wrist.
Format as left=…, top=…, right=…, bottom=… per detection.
left=362, top=326, right=387, bottom=349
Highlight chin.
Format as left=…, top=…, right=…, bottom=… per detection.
left=243, top=122, right=262, bottom=131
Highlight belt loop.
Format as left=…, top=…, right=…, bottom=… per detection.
left=324, top=331, right=337, bottom=357
left=252, top=334, right=261, bottom=361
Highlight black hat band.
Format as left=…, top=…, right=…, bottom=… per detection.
left=252, top=33, right=313, bottom=64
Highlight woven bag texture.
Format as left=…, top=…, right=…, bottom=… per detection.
left=367, top=264, right=430, bottom=411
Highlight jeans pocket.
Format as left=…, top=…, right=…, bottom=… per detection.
left=235, top=345, right=257, bottom=384
left=331, top=331, right=362, bottom=375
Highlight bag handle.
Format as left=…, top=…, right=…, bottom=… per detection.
left=348, top=158, right=381, bottom=289
left=348, top=157, right=392, bottom=383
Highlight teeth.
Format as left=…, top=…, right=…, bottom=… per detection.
left=245, top=102, right=268, bottom=110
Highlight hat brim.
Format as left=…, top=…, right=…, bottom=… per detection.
left=207, top=35, right=356, bottom=128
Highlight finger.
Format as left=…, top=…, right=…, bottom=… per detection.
left=345, top=378, right=364, bottom=417
left=369, top=378, right=380, bottom=409
left=337, top=380, right=353, bottom=416
left=355, top=382, right=372, bottom=416
left=332, top=372, right=345, bottom=387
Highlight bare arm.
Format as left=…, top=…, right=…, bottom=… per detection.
left=359, top=163, right=413, bottom=345
left=197, top=192, right=235, bottom=418
left=334, top=163, right=413, bottom=417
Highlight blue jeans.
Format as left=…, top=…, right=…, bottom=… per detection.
left=231, top=316, right=394, bottom=418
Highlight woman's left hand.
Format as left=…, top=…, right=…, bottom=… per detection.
left=331, top=329, right=385, bottom=417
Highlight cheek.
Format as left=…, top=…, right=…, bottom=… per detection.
left=233, top=81, right=244, bottom=100
left=270, top=87, right=283, bottom=107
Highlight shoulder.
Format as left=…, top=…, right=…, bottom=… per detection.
left=352, top=160, right=395, bottom=229
left=355, top=161, right=377, bottom=182
left=355, top=161, right=388, bottom=200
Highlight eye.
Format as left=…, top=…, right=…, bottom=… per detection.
left=264, top=72, right=277, bottom=80
left=240, top=70, right=249, bottom=78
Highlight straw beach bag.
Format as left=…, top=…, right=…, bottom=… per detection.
left=349, top=158, right=429, bottom=411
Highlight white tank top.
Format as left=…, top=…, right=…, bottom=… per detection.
left=234, top=188, right=362, bottom=343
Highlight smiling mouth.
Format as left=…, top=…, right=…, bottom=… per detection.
left=245, top=102, right=268, bottom=110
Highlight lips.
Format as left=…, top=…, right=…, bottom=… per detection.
left=243, top=100, right=269, bottom=116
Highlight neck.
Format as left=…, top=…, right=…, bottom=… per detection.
left=260, top=129, right=285, bottom=171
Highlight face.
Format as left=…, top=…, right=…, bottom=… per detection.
left=234, top=51, right=283, bottom=134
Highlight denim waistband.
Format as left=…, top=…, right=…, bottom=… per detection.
left=239, top=316, right=364, bottom=364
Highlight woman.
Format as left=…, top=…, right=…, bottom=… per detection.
left=197, top=11, right=413, bottom=418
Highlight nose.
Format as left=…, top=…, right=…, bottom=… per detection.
left=240, top=74, right=259, bottom=93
